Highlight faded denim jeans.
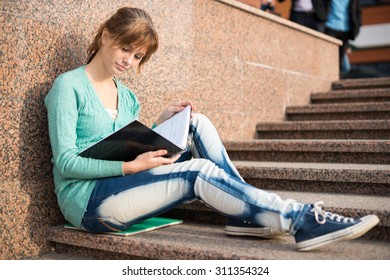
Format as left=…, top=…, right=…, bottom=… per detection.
left=81, top=113, right=309, bottom=234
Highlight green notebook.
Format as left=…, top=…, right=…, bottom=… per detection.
left=64, top=217, right=183, bottom=236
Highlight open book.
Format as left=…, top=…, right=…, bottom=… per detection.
left=79, top=106, right=191, bottom=162
left=64, top=217, right=183, bottom=236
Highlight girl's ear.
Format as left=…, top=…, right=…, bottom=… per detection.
left=101, top=29, right=109, bottom=45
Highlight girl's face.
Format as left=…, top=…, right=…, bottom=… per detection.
left=101, top=34, right=147, bottom=76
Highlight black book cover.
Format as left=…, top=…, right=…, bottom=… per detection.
left=79, top=120, right=183, bottom=162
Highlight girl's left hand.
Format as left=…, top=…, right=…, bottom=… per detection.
left=155, top=100, right=196, bottom=126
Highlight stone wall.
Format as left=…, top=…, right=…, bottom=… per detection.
left=0, top=0, right=339, bottom=259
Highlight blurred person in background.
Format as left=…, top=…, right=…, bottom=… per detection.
left=278, top=0, right=328, bottom=32
left=325, top=0, right=362, bottom=77
left=260, top=0, right=278, bottom=13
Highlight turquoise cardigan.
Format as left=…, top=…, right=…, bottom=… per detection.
left=45, top=65, right=140, bottom=227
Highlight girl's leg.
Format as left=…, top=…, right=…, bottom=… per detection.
left=178, top=113, right=243, bottom=180
left=82, top=158, right=307, bottom=234
left=180, top=115, right=379, bottom=251
left=82, top=143, right=379, bottom=252
left=183, top=113, right=280, bottom=235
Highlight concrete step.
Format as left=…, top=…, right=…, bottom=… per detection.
left=311, top=88, right=390, bottom=104
left=24, top=252, right=92, bottom=260
left=225, top=139, right=390, bottom=164
left=47, top=220, right=390, bottom=260
left=256, top=119, right=390, bottom=139
left=232, top=161, right=390, bottom=196
left=332, top=77, right=390, bottom=90
left=285, top=102, right=390, bottom=121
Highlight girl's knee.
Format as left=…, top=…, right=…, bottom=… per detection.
left=182, top=158, right=216, bottom=172
left=191, top=113, right=212, bottom=127
left=193, top=159, right=222, bottom=176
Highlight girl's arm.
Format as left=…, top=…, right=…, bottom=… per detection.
left=45, top=75, right=124, bottom=179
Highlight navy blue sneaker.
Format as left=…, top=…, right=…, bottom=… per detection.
left=295, top=201, right=379, bottom=251
left=225, top=218, right=285, bottom=238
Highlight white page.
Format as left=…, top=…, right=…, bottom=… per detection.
left=152, top=106, right=191, bottom=149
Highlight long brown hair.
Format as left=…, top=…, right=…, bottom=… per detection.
left=87, top=7, right=159, bottom=72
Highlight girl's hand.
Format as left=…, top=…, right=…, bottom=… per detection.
left=155, top=100, right=196, bottom=126
left=122, top=150, right=180, bottom=174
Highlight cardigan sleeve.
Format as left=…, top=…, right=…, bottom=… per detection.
left=45, top=74, right=125, bottom=179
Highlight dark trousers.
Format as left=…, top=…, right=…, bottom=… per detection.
left=290, top=11, right=325, bottom=33
left=325, top=27, right=350, bottom=72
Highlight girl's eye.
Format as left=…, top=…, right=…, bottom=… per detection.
left=135, top=55, right=143, bottom=60
left=122, top=47, right=129, bottom=52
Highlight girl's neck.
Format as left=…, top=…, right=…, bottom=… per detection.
left=85, top=56, right=119, bottom=110
left=85, top=55, right=113, bottom=85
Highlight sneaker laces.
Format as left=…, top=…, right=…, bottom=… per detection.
left=311, top=201, right=355, bottom=224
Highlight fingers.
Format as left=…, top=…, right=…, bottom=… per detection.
left=149, top=150, right=183, bottom=166
left=144, top=150, right=176, bottom=164
left=150, top=149, right=169, bottom=157
left=154, top=99, right=196, bottom=129
left=151, top=150, right=179, bottom=163
left=169, top=102, right=185, bottom=113
left=169, top=100, right=196, bottom=113
left=169, top=154, right=181, bottom=162
left=180, top=100, right=192, bottom=106
left=125, top=150, right=176, bottom=174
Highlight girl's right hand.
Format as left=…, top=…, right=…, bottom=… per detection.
left=154, top=100, right=195, bottom=126
left=122, top=149, right=180, bottom=174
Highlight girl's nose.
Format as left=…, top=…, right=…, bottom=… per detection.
left=123, top=55, right=133, bottom=66
left=124, top=55, right=138, bottom=68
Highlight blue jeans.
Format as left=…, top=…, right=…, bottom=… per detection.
left=82, top=113, right=309, bottom=234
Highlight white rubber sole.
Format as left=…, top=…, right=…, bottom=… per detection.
left=296, top=215, right=380, bottom=251
left=225, top=225, right=286, bottom=239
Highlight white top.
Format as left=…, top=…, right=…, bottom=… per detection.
left=106, top=108, right=118, bottom=120
left=294, top=0, right=314, bottom=12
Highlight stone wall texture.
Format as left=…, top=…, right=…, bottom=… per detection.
left=0, top=0, right=339, bottom=259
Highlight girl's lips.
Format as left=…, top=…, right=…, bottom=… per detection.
left=116, top=63, right=127, bottom=71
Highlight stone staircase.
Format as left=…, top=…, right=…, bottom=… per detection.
left=46, top=77, right=390, bottom=260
